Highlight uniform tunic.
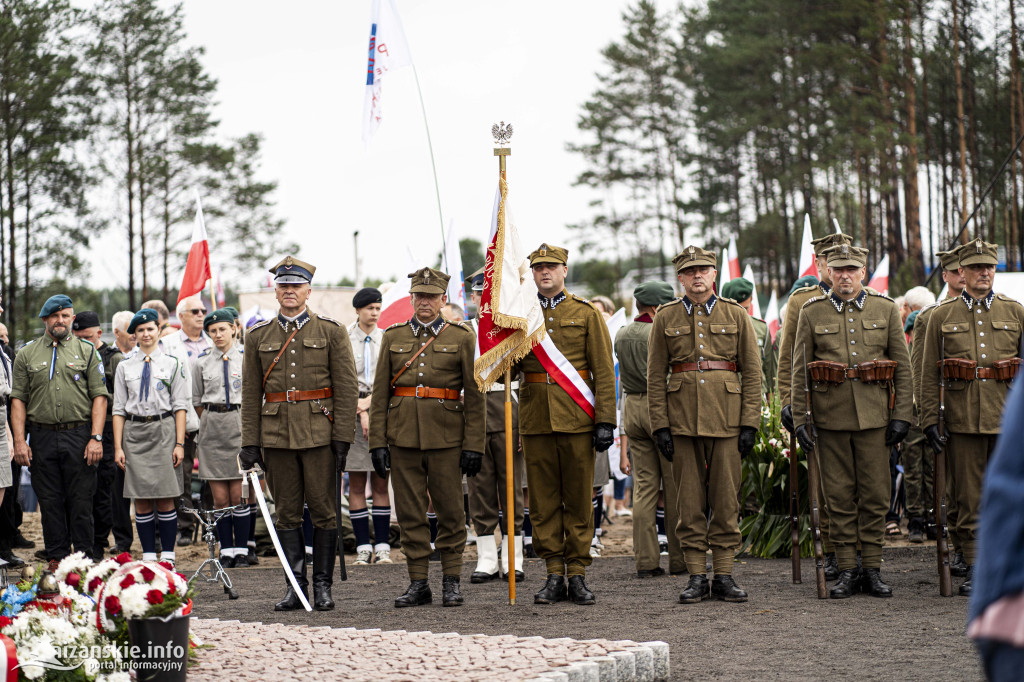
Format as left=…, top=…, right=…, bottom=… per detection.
left=192, top=344, right=244, bottom=481
left=113, top=349, right=190, bottom=499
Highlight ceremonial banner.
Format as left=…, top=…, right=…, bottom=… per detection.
left=798, top=214, right=816, bottom=278
left=727, top=235, right=741, bottom=279
left=362, top=0, right=412, bottom=145
left=868, top=254, right=890, bottom=295
left=742, top=264, right=762, bottom=319
left=765, top=289, right=780, bottom=342
left=177, top=191, right=212, bottom=305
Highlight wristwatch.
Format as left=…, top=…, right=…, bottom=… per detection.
left=90, top=434, right=102, bottom=442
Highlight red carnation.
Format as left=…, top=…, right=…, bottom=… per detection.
left=65, top=572, right=81, bottom=588
left=158, top=561, right=174, bottom=571
left=0, top=616, right=12, bottom=628
left=167, top=580, right=176, bottom=595
left=88, top=577, right=103, bottom=593
left=146, top=589, right=164, bottom=605
left=140, top=566, right=156, bottom=582
left=115, top=552, right=132, bottom=565
left=104, top=595, right=121, bottom=615
left=119, top=574, right=135, bottom=590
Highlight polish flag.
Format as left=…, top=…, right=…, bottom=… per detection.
left=727, top=235, right=741, bottom=279
left=719, top=246, right=732, bottom=291
left=868, top=254, right=890, bottom=295
left=362, top=0, right=412, bottom=146
left=742, top=264, right=762, bottom=319
left=177, top=191, right=212, bottom=305
left=378, top=275, right=413, bottom=329
left=765, top=289, right=780, bottom=342
left=798, top=214, right=816, bottom=278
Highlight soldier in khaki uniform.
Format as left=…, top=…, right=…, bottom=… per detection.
left=792, top=245, right=913, bottom=598
left=368, top=267, right=484, bottom=608
left=920, top=239, right=1024, bottom=595
left=238, top=257, right=358, bottom=612
left=647, top=247, right=761, bottom=604
left=518, top=244, right=616, bottom=606
left=721, top=278, right=778, bottom=395
left=615, top=281, right=683, bottom=577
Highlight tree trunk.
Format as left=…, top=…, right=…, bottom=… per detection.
left=951, top=0, right=970, bottom=240
left=901, top=2, right=924, bottom=282
left=1011, top=0, right=1024, bottom=268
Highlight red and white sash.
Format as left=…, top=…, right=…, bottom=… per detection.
left=532, top=335, right=596, bottom=420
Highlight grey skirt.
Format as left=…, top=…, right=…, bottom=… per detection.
left=123, top=417, right=185, bottom=499
left=197, top=409, right=243, bottom=480
left=345, top=424, right=373, bottom=472
left=0, top=426, right=11, bottom=488
left=593, top=448, right=610, bottom=488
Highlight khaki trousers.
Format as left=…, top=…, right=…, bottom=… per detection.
left=947, top=433, right=997, bottom=565
left=467, top=431, right=524, bottom=536
left=672, top=435, right=741, bottom=575
left=265, top=445, right=336, bottom=530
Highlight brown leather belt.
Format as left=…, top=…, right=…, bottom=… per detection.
left=523, top=371, right=594, bottom=384
left=670, top=361, right=737, bottom=373
left=29, top=420, right=87, bottom=431
left=392, top=386, right=461, bottom=400
left=264, top=387, right=334, bottom=403
left=808, top=360, right=897, bottom=385
left=941, top=357, right=1021, bottom=382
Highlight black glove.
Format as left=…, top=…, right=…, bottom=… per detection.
left=593, top=423, right=615, bottom=452
left=460, top=450, right=483, bottom=477
left=653, top=428, right=674, bottom=461
left=780, top=405, right=795, bottom=434
left=795, top=424, right=816, bottom=453
left=884, top=419, right=911, bottom=447
left=370, top=447, right=391, bottom=478
left=238, top=445, right=264, bottom=472
left=738, top=426, right=756, bottom=459
left=924, top=425, right=948, bottom=454
left=331, top=440, right=350, bottom=472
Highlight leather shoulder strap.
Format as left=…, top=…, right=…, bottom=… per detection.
left=390, top=323, right=448, bottom=388
left=262, top=328, right=300, bottom=390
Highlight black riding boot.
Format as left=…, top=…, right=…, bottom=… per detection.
left=274, top=528, right=308, bottom=611
left=312, top=528, right=336, bottom=611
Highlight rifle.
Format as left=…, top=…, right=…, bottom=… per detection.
left=934, top=336, right=953, bottom=597
left=788, top=425, right=801, bottom=584
left=802, top=344, right=827, bottom=599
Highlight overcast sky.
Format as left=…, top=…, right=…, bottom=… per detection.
left=90, top=1, right=677, bottom=291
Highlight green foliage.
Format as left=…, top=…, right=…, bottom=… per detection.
left=459, top=238, right=485, bottom=278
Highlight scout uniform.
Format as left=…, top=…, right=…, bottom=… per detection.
left=0, top=338, right=11, bottom=489
left=614, top=280, right=683, bottom=577
left=919, top=239, right=1024, bottom=594
left=516, top=244, right=616, bottom=606
left=720, top=278, right=778, bottom=395
left=368, top=267, right=484, bottom=607
left=791, top=245, right=913, bottom=598
left=11, top=295, right=107, bottom=561
left=647, top=247, right=761, bottom=603
left=240, top=256, right=358, bottom=611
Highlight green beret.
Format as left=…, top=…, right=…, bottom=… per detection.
left=633, top=281, right=675, bottom=307
left=223, top=306, right=240, bottom=320
left=127, top=308, right=159, bottom=334
left=904, top=309, right=920, bottom=333
left=721, top=278, right=754, bottom=302
left=788, top=275, right=819, bottom=297
left=204, top=308, right=236, bottom=331
left=39, top=294, right=73, bottom=319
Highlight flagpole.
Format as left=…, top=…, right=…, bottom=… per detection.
left=494, top=123, right=514, bottom=605
left=411, top=64, right=448, bottom=270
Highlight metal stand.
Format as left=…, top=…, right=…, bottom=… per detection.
left=182, top=503, right=243, bottom=600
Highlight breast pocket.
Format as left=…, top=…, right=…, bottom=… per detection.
left=559, top=318, right=586, bottom=340
left=941, top=322, right=971, bottom=355
left=64, top=359, right=88, bottom=383
left=992, top=320, right=1022, bottom=354
left=664, top=325, right=693, bottom=358
left=862, top=318, right=888, bottom=348
left=302, top=337, right=328, bottom=367
left=709, top=323, right=737, bottom=356
left=815, top=324, right=841, bottom=350
left=430, top=343, right=460, bottom=371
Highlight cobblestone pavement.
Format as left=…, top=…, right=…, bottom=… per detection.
left=189, top=618, right=669, bottom=681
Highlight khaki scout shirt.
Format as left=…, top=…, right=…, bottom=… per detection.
left=777, top=281, right=830, bottom=410
left=368, top=316, right=484, bottom=452
left=615, top=316, right=654, bottom=396
left=517, top=290, right=616, bottom=435
left=646, top=294, right=762, bottom=438
left=791, top=290, right=912, bottom=431
left=192, top=344, right=243, bottom=407
left=241, top=308, right=358, bottom=450
left=11, top=334, right=107, bottom=424
left=919, top=290, right=1024, bottom=435
left=751, top=317, right=778, bottom=395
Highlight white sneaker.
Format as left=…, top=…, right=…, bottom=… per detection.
left=354, top=549, right=372, bottom=565
left=375, top=549, right=393, bottom=564
left=615, top=508, right=633, bottom=517
left=589, top=544, right=602, bottom=558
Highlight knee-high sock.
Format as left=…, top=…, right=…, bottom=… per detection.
left=427, top=512, right=438, bottom=544
left=157, top=510, right=178, bottom=555
left=247, top=502, right=257, bottom=547
left=231, top=506, right=251, bottom=553
left=216, top=515, right=233, bottom=555
left=593, top=496, right=604, bottom=539
left=302, top=505, right=313, bottom=551
left=136, top=511, right=156, bottom=556
left=523, top=507, right=533, bottom=543
left=656, top=506, right=667, bottom=541
left=371, top=506, right=391, bottom=549
left=351, top=507, right=371, bottom=549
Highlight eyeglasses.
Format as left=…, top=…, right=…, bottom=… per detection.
left=189, top=309, right=207, bottom=315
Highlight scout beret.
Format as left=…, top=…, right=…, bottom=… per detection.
left=788, top=275, right=819, bottom=297
left=721, top=278, right=754, bottom=302
left=633, top=281, right=675, bottom=307
left=39, top=294, right=73, bottom=319
left=904, top=309, right=920, bottom=333
left=468, top=266, right=485, bottom=292
left=72, top=310, right=101, bottom=331
left=352, top=287, right=382, bottom=309
left=672, top=246, right=716, bottom=272
left=959, top=238, right=998, bottom=267
left=223, top=306, right=240, bottom=320
left=127, top=308, right=159, bottom=334
left=408, top=267, right=450, bottom=295
left=825, top=243, right=868, bottom=268
left=811, top=232, right=854, bottom=257
left=269, top=255, right=315, bottom=284
left=529, top=243, right=569, bottom=266
left=204, top=308, right=236, bottom=331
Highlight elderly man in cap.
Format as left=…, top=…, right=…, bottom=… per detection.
left=721, top=278, right=778, bottom=396
left=615, top=280, right=684, bottom=578
left=792, top=244, right=913, bottom=598
left=515, top=244, right=615, bottom=606
left=239, top=256, right=358, bottom=612
left=647, top=247, right=761, bottom=603
left=346, top=286, right=394, bottom=566
left=72, top=311, right=124, bottom=558
left=920, top=238, right=1024, bottom=596
left=10, top=295, right=108, bottom=564
left=369, top=267, right=483, bottom=607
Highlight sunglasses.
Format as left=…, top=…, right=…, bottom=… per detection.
left=189, top=309, right=207, bottom=315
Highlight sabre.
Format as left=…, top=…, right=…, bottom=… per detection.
left=247, top=469, right=312, bottom=611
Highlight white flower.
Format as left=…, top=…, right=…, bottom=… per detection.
left=54, top=552, right=94, bottom=582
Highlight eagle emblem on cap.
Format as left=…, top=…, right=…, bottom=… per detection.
left=840, top=244, right=849, bottom=256
left=424, top=272, right=430, bottom=284
left=688, top=246, right=696, bottom=260
left=539, top=244, right=548, bottom=256
left=976, top=239, right=983, bottom=254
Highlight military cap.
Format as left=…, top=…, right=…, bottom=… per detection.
left=38, top=294, right=73, bottom=319
left=633, top=281, right=675, bottom=307
left=408, top=267, right=449, bottom=295
left=905, top=309, right=920, bottom=334
left=223, top=306, right=240, bottom=320
left=811, top=232, right=854, bottom=257
left=788, top=275, right=819, bottom=297
left=529, top=243, right=569, bottom=266
left=721, top=278, right=754, bottom=302
left=72, top=311, right=101, bottom=331
left=127, top=308, right=160, bottom=334
left=959, top=238, right=998, bottom=267
left=269, top=256, right=315, bottom=284
left=825, top=243, right=868, bottom=268
left=468, top=266, right=485, bottom=292
left=352, top=287, right=382, bottom=309
left=203, top=308, right=236, bottom=331
left=672, top=246, right=717, bottom=272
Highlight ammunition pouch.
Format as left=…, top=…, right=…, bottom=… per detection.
left=941, top=357, right=1022, bottom=382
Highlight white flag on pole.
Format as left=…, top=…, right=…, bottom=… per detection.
left=798, top=214, right=816, bottom=278
left=362, top=0, right=412, bottom=146
left=742, top=264, right=762, bottom=319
